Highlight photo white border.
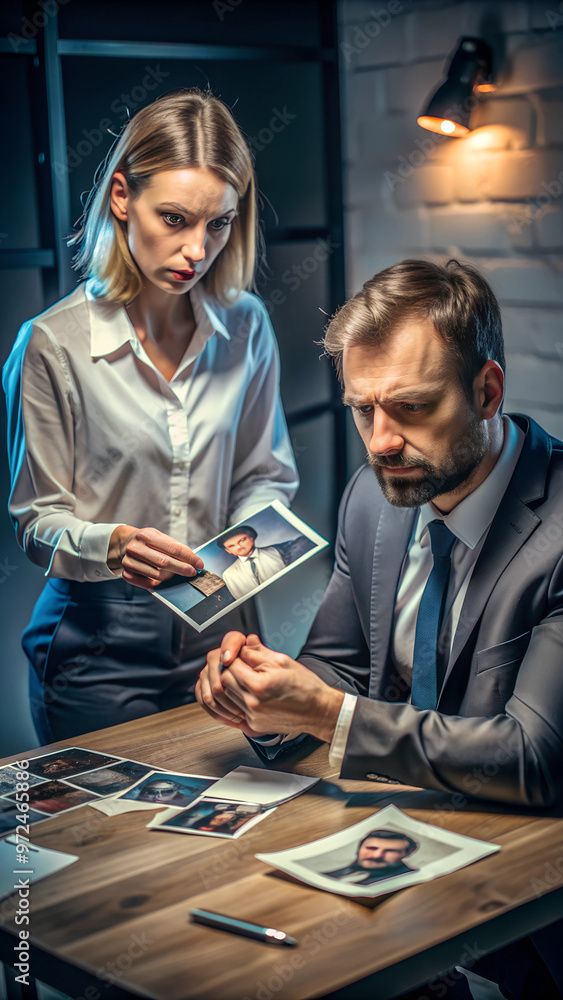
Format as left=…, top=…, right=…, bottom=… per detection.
left=148, top=796, right=276, bottom=839
left=256, top=804, right=500, bottom=898
left=114, top=769, right=218, bottom=809
left=150, top=500, right=328, bottom=632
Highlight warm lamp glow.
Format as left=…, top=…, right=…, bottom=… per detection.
left=417, top=115, right=470, bottom=138
left=417, top=38, right=494, bottom=139
left=475, top=82, right=497, bottom=93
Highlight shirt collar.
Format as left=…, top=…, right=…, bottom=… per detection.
left=86, top=278, right=230, bottom=360
left=415, top=415, right=525, bottom=550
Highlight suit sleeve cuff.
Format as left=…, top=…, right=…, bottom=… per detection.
left=329, top=692, right=357, bottom=769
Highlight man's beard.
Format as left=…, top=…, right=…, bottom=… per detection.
left=368, top=410, right=488, bottom=508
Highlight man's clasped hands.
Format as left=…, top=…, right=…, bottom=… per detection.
left=195, top=632, right=344, bottom=746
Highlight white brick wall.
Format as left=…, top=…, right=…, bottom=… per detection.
left=339, top=0, right=563, bottom=438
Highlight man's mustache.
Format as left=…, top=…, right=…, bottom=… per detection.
left=368, top=453, right=430, bottom=471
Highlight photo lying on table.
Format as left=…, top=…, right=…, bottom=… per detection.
left=0, top=766, right=47, bottom=797
left=256, top=804, right=500, bottom=898
left=151, top=500, right=328, bottom=632
left=64, top=761, right=159, bottom=797
left=114, top=770, right=217, bottom=809
left=23, top=747, right=123, bottom=780
left=149, top=797, right=274, bottom=838
left=207, top=766, right=320, bottom=806
left=4, top=780, right=102, bottom=816
left=0, top=798, right=49, bottom=835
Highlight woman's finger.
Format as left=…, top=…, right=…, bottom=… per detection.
left=135, top=528, right=204, bottom=571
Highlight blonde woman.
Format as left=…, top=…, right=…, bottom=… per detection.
left=4, top=89, right=298, bottom=743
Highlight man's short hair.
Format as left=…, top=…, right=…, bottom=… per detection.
left=359, top=829, right=417, bottom=856
left=323, top=258, right=505, bottom=402
left=217, top=525, right=258, bottom=550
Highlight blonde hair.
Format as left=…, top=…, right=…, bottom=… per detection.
left=69, top=89, right=257, bottom=306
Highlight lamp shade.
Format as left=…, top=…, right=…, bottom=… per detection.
left=417, top=37, right=493, bottom=137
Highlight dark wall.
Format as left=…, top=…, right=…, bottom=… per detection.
left=0, top=0, right=346, bottom=756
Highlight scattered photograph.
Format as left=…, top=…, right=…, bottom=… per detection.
left=149, top=797, right=274, bottom=839
left=207, top=766, right=320, bottom=806
left=65, top=761, right=156, bottom=797
left=0, top=766, right=46, bottom=797
left=151, top=500, right=328, bottom=632
left=24, top=747, right=122, bottom=780
left=115, top=770, right=217, bottom=808
left=0, top=799, right=49, bottom=835
left=5, top=780, right=101, bottom=816
left=256, top=804, right=500, bottom=898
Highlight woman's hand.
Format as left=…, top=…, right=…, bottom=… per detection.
left=107, top=524, right=204, bottom=590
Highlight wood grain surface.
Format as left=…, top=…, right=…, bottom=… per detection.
left=1, top=704, right=562, bottom=1000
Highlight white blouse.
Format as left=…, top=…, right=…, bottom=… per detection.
left=3, top=279, right=298, bottom=583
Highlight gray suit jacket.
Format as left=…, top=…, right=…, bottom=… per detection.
left=297, top=414, right=563, bottom=807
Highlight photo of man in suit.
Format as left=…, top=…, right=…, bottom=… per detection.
left=322, top=829, right=418, bottom=885
left=196, top=258, right=563, bottom=999
left=219, top=525, right=314, bottom=601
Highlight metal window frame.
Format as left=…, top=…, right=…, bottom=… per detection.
left=1, top=0, right=347, bottom=517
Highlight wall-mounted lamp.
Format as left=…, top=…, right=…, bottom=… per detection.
left=417, top=37, right=495, bottom=138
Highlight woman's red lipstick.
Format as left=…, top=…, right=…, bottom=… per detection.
left=170, top=268, right=195, bottom=281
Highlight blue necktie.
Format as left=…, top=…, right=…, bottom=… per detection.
left=410, top=519, right=456, bottom=710
left=249, top=556, right=260, bottom=585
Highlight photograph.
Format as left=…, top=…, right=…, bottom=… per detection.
left=0, top=765, right=47, bottom=797
left=151, top=500, right=327, bottom=632
left=115, top=770, right=217, bottom=807
left=150, top=797, right=274, bottom=839
left=25, top=747, right=122, bottom=780
left=0, top=799, right=50, bottom=835
left=4, top=780, right=102, bottom=816
left=256, top=805, right=500, bottom=898
left=65, top=761, right=157, bottom=797
left=206, top=765, right=320, bottom=807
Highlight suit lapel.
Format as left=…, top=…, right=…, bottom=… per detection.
left=369, top=503, right=416, bottom=698
left=440, top=457, right=544, bottom=701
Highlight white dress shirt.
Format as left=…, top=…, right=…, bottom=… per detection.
left=3, top=279, right=298, bottom=582
left=329, top=415, right=525, bottom=767
left=222, top=544, right=286, bottom=600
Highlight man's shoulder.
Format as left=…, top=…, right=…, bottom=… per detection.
left=509, top=412, right=563, bottom=502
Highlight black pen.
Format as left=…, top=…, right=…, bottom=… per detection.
left=189, top=908, right=298, bottom=946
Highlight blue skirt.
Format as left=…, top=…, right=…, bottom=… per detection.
left=24, top=577, right=255, bottom=743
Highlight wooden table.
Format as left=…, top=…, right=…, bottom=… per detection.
left=1, top=704, right=562, bottom=1000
